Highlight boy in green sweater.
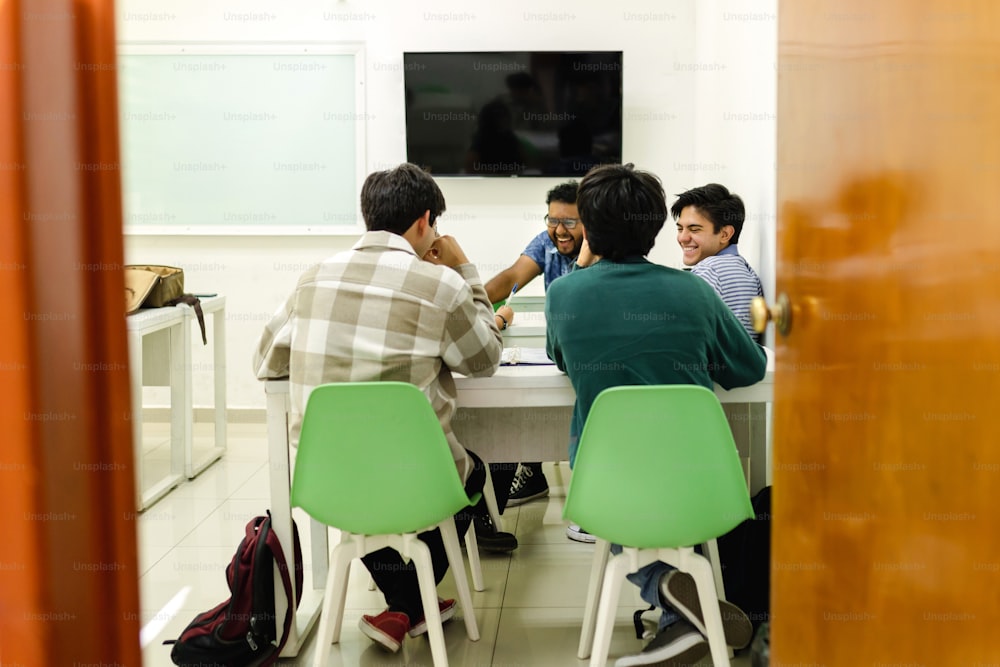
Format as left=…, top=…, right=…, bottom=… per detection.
left=545, top=164, right=766, bottom=666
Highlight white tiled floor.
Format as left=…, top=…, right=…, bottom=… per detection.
left=137, top=422, right=752, bottom=666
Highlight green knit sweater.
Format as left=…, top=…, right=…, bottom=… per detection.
left=545, top=257, right=767, bottom=465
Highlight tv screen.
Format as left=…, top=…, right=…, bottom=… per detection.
left=404, top=51, right=623, bottom=177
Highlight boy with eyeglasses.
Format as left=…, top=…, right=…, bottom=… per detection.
left=483, top=181, right=585, bottom=528
left=486, top=181, right=585, bottom=301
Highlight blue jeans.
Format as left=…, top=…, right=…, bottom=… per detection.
left=610, top=544, right=681, bottom=632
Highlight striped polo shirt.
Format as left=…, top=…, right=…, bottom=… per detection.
left=690, top=244, right=764, bottom=341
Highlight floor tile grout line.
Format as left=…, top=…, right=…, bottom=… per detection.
left=137, top=457, right=268, bottom=578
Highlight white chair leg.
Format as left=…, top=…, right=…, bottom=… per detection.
left=703, top=538, right=726, bottom=600
left=589, top=553, right=630, bottom=667
left=702, top=538, right=735, bottom=659
left=481, top=465, right=504, bottom=532
left=578, top=538, right=609, bottom=659
left=463, top=523, right=486, bottom=592
left=688, top=554, right=731, bottom=667
left=312, top=540, right=354, bottom=667
left=440, top=517, right=480, bottom=641
left=408, top=536, right=450, bottom=667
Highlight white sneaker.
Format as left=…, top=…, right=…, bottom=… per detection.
left=614, top=619, right=708, bottom=667
left=566, top=523, right=596, bottom=543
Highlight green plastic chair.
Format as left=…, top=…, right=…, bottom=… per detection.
left=563, top=385, right=754, bottom=667
left=291, top=382, right=482, bottom=667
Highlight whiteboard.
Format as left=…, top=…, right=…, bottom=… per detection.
left=117, top=43, right=366, bottom=235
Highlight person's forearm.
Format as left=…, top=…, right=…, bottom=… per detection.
left=485, top=271, right=517, bottom=304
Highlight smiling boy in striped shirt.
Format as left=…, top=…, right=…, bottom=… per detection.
left=672, top=184, right=764, bottom=342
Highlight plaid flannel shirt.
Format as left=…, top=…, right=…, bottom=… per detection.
left=253, top=231, right=502, bottom=482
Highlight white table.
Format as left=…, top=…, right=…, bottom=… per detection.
left=262, top=354, right=774, bottom=657
left=501, top=294, right=547, bottom=347
left=126, top=307, right=187, bottom=510
left=454, top=363, right=772, bottom=406
left=126, top=295, right=228, bottom=509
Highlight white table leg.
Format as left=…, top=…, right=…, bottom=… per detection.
left=211, top=304, right=227, bottom=469
left=128, top=313, right=186, bottom=510
left=267, top=386, right=324, bottom=656
left=180, top=298, right=226, bottom=478
left=170, top=314, right=188, bottom=487
left=128, top=329, right=145, bottom=510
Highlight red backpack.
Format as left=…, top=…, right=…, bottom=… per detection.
left=166, top=512, right=303, bottom=666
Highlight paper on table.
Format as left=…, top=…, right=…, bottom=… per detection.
left=501, top=347, right=555, bottom=366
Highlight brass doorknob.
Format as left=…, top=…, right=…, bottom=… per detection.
left=750, top=294, right=792, bottom=337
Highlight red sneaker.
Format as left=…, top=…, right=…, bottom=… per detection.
left=408, top=598, right=457, bottom=637
left=359, top=609, right=410, bottom=652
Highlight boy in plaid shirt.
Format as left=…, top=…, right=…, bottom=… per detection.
left=254, top=163, right=507, bottom=653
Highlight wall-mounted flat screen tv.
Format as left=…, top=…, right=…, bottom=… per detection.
left=404, top=51, right=623, bottom=177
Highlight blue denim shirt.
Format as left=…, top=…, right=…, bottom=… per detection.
left=522, top=231, right=577, bottom=290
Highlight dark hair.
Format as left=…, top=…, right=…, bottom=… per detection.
left=546, top=180, right=579, bottom=206
left=670, top=183, right=746, bottom=244
left=360, top=163, right=446, bottom=234
left=577, top=164, right=666, bottom=261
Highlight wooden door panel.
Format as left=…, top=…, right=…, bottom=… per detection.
left=775, top=1, right=1000, bottom=664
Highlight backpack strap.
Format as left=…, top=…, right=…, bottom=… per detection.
left=632, top=604, right=657, bottom=640
left=165, top=294, right=207, bottom=345
left=261, top=512, right=297, bottom=652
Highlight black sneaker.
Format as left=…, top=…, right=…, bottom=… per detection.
left=474, top=514, right=518, bottom=553
left=659, top=570, right=753, bottom=649
left=613, top=619, right=709, bottom=667
left=506, top=462, right=549, bottom=507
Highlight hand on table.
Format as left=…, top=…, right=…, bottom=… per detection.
left=495, top=304, right=514, bottom=330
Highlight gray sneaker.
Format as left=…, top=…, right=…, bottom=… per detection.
left=613, top=619, right=709, bottom=667
left=659, top=570, right=753, bottom=649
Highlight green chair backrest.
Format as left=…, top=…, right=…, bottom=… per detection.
left=291, top=382, right=473, bottom=535
left=563, top=385, right=754, bottom=549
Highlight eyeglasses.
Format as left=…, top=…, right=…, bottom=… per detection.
left=544, top=215, right=580, bottom=229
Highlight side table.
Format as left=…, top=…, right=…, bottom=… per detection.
left=125, top=307, right=187, bottom=510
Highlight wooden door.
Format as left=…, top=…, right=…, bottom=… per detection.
left=773, top=1, right=1000, bottom=664
left=1, top=0, right=141, bottom=664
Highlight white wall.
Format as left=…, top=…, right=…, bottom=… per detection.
left=118, top=0, right=777, bottom=411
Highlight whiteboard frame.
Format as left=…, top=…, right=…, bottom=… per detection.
left=118, top=42, right=367, bottom=236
